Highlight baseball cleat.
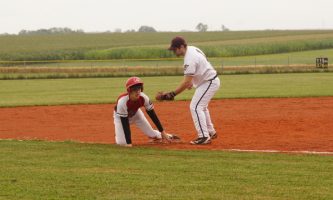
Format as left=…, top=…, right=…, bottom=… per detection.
left=148, top=137, right=163, bottom=144
left=190, top=137, right=211, bottom=145
left=209, top=132, right=217, bottom=139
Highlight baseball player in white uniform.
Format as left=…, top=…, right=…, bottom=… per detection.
left=165, top=36, right=220, bottom=145
left=114, top=77, right=180, bottom=147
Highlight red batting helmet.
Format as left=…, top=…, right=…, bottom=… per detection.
left=126, top=77, right=144, bottom=93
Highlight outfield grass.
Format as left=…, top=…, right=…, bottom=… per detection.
left=0, top=140, right=332, bottom=200
left=0, top=73, right=332, bottom=107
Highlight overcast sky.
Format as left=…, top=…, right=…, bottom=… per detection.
left=1, top=0, right=332, bottom=34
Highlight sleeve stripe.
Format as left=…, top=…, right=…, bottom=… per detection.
left=146, top=106, right=154, bottom=111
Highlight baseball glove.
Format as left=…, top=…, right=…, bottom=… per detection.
left=155, top=91, right=176, bottom=101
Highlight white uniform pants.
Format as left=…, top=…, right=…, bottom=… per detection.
left=190, top=77, right=220, bottom=138
left=113, top=109, right=161, bottom=145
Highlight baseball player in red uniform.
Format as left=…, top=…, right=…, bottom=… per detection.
left=113, top=77, right=179, bottom=147
left=159, top=36, right=220, bottom=145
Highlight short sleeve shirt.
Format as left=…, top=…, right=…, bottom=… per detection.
left=184, top=46, right=217, bottom=87
left=115, top=92, right=153, bottom=118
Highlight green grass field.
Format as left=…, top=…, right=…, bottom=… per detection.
left=1, top=48, right=332, bottom=80
left=0, top=140, right=332, bottom=200
left=0, top=73, right=332, bottom=107
left=1, top=30, right=332, bottom=80
left=2, top=48, right=333, bottom=67
left=1, top=30, right=333, bottom=60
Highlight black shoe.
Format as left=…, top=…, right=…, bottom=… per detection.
left=190, top=137, right=211, bottom=145
left=209, top=132, right=217, bottom=139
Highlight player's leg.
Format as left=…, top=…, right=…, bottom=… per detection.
left=205, top=78, right=220, bottom=138
left=132, top=109, right=161, bottom=139
left=113, top=112, right=131, bottom=146
left=203, top=107, right=216, bottom=136
left=190, top=85, right=210, bottom=138
left=190, top=78, right=220, bottom=144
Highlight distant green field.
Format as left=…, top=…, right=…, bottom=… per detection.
left=1, top=30, right=333, bottom=60
left=0, top=140, right=332, bottom=200
left=1, top=30, right=332, bottom=80
left=0, top=48, right=332, bottom=80
left=0, top=73, right=332, bottom=107
left=2, top=48, right=333, bottom=67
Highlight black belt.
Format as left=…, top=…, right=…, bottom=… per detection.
left=209, top=74, right=218, bottom=81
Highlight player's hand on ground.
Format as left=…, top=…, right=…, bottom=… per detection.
left=161, top=131, right=182, bottom=143
left=161, top=131, right=172, bottom=143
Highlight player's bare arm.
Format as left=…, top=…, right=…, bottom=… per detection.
left=155, top=76, right=193, bottom=101
left=174, top=75, right=193, bottom=95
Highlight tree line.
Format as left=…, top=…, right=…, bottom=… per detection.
left=18, top=27, right=85, bottom=35
left=10, top=23, right=229, bottom=35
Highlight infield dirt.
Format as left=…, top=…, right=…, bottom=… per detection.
left=1, top=97, right=332, bottom=152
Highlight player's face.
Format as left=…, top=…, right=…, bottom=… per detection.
left=173, top=46, right=185, bottom=57
left=172, top=48, right=180, bottom=56
left=129, top=85, right=142, bottom=101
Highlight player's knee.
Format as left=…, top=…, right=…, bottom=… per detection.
left=190, top=102, right=197, bottom=111
left=190, top=103, right=205, bottom=112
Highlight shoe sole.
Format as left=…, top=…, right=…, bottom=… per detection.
left=148, top=139, right=163, bottom=144
left=190, top=139, right=212, bottom=145
left=210, top=134, right=217, bottom=139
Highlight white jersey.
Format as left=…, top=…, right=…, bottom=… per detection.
left=115, top=92, right=153, bottom=118
left=183, top=46, right=217, bottom=88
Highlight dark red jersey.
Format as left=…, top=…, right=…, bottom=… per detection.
left=115, top=92, right=153, bottom=118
